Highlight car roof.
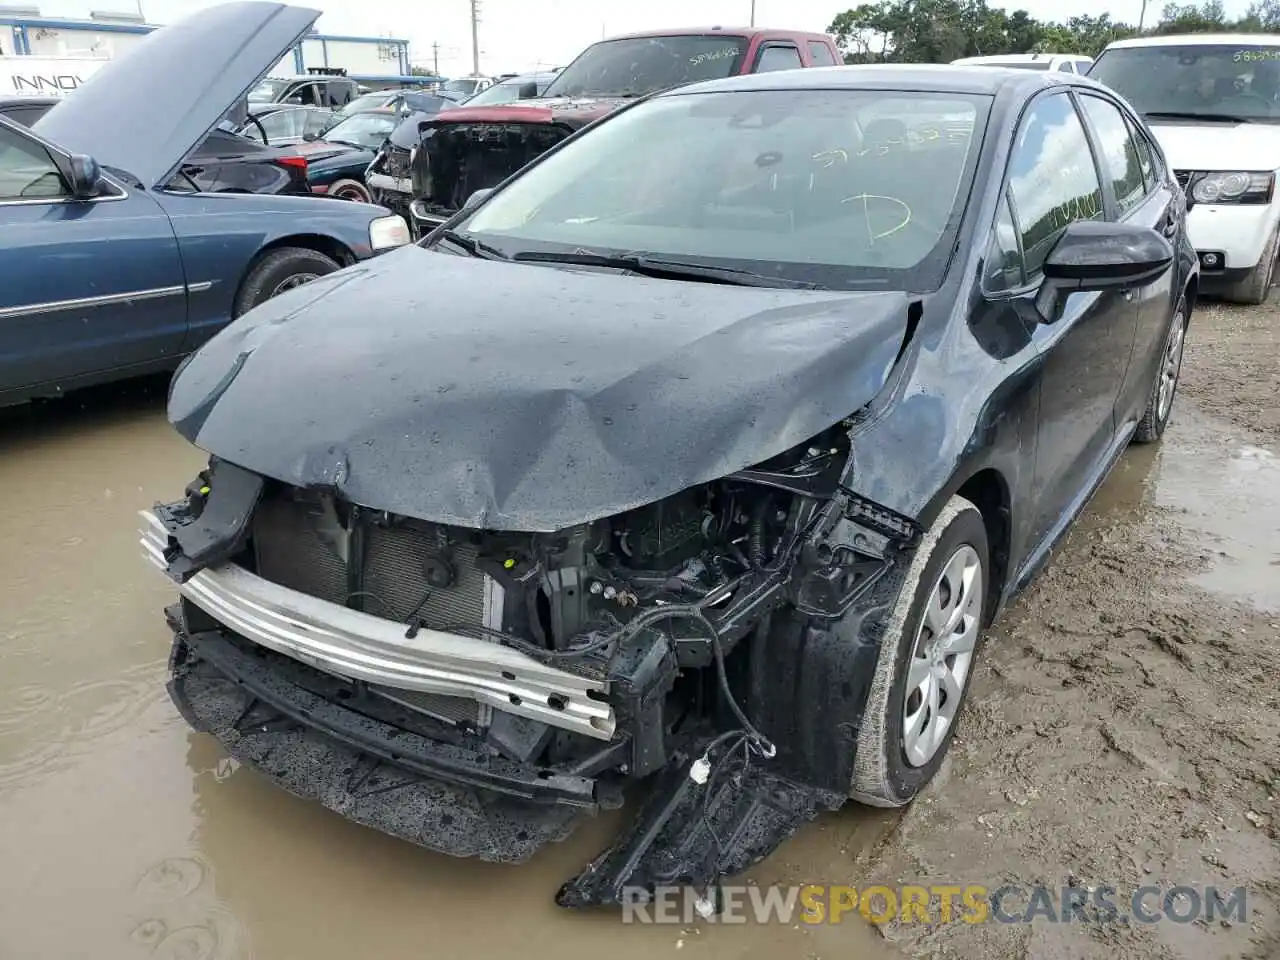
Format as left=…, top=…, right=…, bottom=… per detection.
left=1104, top=32, right=1280, bottom=50
left=953, top=52, right=1089, bottom=63
left=606, top=26, right=833, bottom=42
left=666, top=62, right=1076, bottom=97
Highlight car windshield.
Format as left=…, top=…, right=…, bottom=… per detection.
left=318, top=112, right=397, bottom=148
left=454, top=88, right=987, bottom=291
left=464, top=79, right=536, bottom=106
left=1090, top=43, right=1280, bottom=122
left=440, top=78, right=482, bottom=98
left=339, top=91, right=392, bottom=115
left=248, top=78, right=291, bottom=102
left=540, top=35, right=751, bottom=98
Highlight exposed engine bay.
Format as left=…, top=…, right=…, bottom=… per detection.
left=144, top=422, right=923, bottom=907
left=408, top=122, right=574, bottom=221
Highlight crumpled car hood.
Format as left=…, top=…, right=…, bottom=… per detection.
left=168, top=245, right=909, bottom=531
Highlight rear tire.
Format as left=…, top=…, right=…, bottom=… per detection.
left=328, top=178, right=372, bottom=203
left=1133, top=295, right=1188, bottom=444
left=1225, top=225, right=1278, bottom=304
left=851, top=496, right=989, bottom=807
left=233, top=247, right=339, bottom=318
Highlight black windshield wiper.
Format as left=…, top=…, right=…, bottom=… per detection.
left=510, top=250, right=823, bottom=289
left=1143, top=111, right=1254, bottom=124
left=435, top=229, right=509, bottom=260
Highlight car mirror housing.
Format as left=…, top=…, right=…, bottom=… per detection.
left=517, top=81, right=539, bottom=99
left=462, top=187, right=494, bottom=211
left=67, top=153, right=103, bottom=200
left=1034, top=221, right=1174, bottom=323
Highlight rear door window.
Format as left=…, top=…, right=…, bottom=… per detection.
left=1078, top=94, right=1148, bottom=216
left=755, top=44, right=803, bottom=73
left=807, top=41, right=838, bottom=67
left=1007, top=92, right=1105, bottom=277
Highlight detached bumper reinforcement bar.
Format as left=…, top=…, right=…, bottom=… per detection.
left=139, top=511, right=616, bottom=740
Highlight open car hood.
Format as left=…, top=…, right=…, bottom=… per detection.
left=33, top=2, right=319, bottom=188
left=167, top=246, right=910, bottom=531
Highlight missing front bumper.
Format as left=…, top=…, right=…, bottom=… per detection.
left=168, top=626, right=593, bottom=859
left=140, top=510, right=615, bottom=741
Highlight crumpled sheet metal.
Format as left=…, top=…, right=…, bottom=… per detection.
left=169, top=246, right=908, bottom=531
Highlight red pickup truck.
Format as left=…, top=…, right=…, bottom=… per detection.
left=365, top=27, right=843, bottom=230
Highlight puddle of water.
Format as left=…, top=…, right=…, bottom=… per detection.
left=1068, top=410, right=1280, bottom=612
left=0, top=388, right=897, bottom=959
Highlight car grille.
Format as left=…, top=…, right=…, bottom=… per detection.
left=250, top=492, right=498, bottom=726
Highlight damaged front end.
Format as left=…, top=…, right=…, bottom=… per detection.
left=143, top=429, right=921, bottom=907
left=404, top=120, right=574, bottom=232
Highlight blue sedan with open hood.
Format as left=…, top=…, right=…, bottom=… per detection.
left=0, top=1, right=410, bottom=407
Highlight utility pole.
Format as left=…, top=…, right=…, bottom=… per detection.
left=432, top=41, right=440, bottom=77
left=750, top=0, right=756, bottom=26
left=469, top=0, right=481, bottom=76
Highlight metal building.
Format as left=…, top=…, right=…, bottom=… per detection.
left=0, top=8, right=412, bottom=78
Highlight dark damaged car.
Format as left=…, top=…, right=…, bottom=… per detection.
left=143, top=65, right=1197, bottom=907
left=364, top=26, right=842, bottom=231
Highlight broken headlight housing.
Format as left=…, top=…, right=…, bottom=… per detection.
left=1187, top=171, right=1275, bottom=205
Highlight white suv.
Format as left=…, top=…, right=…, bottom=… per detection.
left=951, top=53, right=1094, bottom=73
left=1091, top=33, right=1280, bottom=303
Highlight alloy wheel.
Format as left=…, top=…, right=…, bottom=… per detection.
left=270, top=273, right=319, bottom=297
left=902, top=544, right=983, bottom=768
left=1156, top=310, right=1186, bottom=422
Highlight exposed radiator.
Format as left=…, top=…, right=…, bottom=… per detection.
left=250, top=492, right=501, bottom=728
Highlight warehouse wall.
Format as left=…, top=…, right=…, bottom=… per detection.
left=300, top=37, right=408, bottom=75
left=18, top=24, right=147, bottom=58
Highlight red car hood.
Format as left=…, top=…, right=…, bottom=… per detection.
left=430, top=96, right=633, bottom=128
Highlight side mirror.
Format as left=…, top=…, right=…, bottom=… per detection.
left=302, top=132, right=319, bottom=142
left=517, top=81, right=539, bottom=99
left=1034, top=220, right=1173, bottom=323
left=462, top=187, right=494, bottom=211
left=67, top=153, right=102, bottom=199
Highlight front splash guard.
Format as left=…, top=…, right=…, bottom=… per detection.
left=557, top=747, right=843, bottom=908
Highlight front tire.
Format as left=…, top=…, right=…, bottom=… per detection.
left=1133, top=295, right=1188, bottom=444
left=851, top=496, right=989, bottom=807
left=233, top=247, right=340, bottom=319
left=1225, top=225, right=1278, bottom=304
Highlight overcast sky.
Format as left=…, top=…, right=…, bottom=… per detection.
left=34, top=0, right=1257, bottom=76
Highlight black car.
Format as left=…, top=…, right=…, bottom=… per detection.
left=2, top=96, right=309, bottom=196
left=144, top=65, right=1196, bottom=908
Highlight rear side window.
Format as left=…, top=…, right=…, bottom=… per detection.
left=807, top=41, right=838, bottom=67
left=1007, top=92, right=1104, bottom=277
left=1078, top=95, right=1147, bottom=216
left=1124, top=116, right=1160, bottom=191
left=756, top=44, right=803, bottom=73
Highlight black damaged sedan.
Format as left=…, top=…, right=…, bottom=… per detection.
left=143, top=64, right=1197, bottom=907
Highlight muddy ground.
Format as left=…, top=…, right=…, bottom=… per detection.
left=0, top=299, right=1276, bottom=960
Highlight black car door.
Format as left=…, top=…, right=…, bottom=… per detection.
left=1077, top=94, right=1180, bottom=428
left=1003, top=91, right=1142, bottom=555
